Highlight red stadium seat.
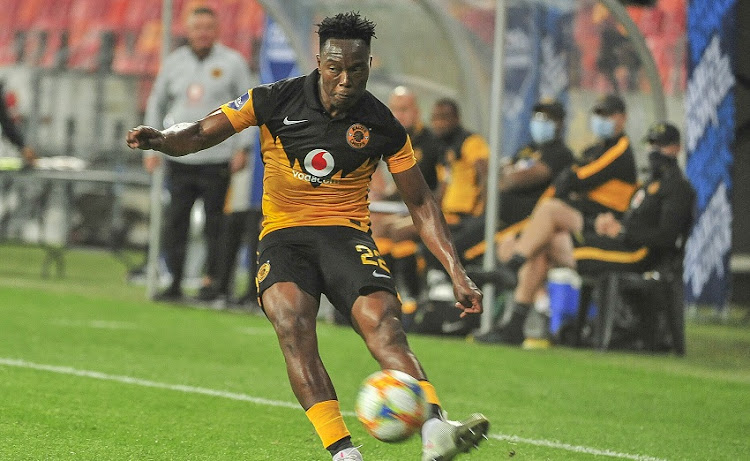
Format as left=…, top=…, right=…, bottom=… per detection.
left=0, top=0, right=26, bottom=64
left=66, top=0, right=113, bottom=71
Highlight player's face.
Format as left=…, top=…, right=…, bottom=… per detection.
left=389, top=93, right=420, bottom=130
left=430, top=104, right=458, bottom=139
left=187, top=13, right=219, bottom=57
left=317, top=38, right=371, bottom=116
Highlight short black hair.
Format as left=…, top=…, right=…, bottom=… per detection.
left=435, top=98, right=460, bottom=118
left=191, top=6, right=216, bottom=17
left=317, top=12, right=377, bottom=48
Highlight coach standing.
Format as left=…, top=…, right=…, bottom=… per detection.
left=143, top=6, right=254, bottom=301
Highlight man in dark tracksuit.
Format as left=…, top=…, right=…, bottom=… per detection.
left=491, top=121, right=694, bottom=345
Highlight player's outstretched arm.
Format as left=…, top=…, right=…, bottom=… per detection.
left=392, top=165, right=483, bottom=317
left=126, top=109, right=236, bottom=157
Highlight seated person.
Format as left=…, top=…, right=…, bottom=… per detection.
left=481, top=122, right=695, bottom=345
left=369, top=87, right=447, bottom=311
left=553, top=93, right=637, bottom=228
left=471, top=93, right=638, bottom=289
left=374, top=97, right=487, bottom=304
left=454, top=99, right=574, bottom=266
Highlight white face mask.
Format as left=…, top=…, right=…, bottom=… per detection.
left=590, top=114, right=616, bottom=139
left=529, top=116, right=557, bottom=144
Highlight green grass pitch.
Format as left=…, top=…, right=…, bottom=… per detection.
left=1, top=244, right=749, bottom=460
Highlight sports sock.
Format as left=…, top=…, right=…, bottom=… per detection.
left=418, top=380, right=443, bottom=419
left=306, top=400, right=351, bottom=449
left=326, top=436, right=354, bottom=457
left=506, top=253, right=527, bottom=273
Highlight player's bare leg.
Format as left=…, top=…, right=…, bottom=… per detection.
left=350, top=290, right=425, bottom=379
left=503, top=199, right=583, bottom=277
left=513, top=199, right=583, bottom=260
left=351, top=290, right=489, bottom=461
left=262, top=282, right=357, bottom=459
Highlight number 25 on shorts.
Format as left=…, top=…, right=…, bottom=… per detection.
left=355, top=244, right=390, bottom=273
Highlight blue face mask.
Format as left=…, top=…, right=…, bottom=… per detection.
left=529, top=118, right=556, bottom=145
left=590, top=114, right=616, bottom=139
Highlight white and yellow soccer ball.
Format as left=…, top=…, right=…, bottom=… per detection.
left=355, top=369, right=430, bottom=443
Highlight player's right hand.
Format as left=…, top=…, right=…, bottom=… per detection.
left=127, top=126, right=164, bottom=151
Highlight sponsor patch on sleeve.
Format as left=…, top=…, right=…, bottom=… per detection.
left=227, top=91, right=250, bottom=110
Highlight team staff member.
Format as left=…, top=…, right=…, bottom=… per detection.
left=470, top=94, right=637, bottom=343
left=128, top=12, right=488, bottom=461
left=491, top=122, right=694, bottom=345
left=430, top=98, right=489, bottom=227
left=143, top=6, right=254, bottom=301
left=553, top=93, right=637, bottom=223
left=371, top=86, right=448, bottom=316
left=457, top=99, right=575, bottom=265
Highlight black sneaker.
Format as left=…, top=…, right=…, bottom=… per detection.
left=153, top=287, right=184, bottom=302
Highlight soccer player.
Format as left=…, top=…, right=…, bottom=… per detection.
left=127, top=12, right=489, bottom=461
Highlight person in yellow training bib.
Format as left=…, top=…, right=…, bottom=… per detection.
left=127, top=11, right=488, bottom=461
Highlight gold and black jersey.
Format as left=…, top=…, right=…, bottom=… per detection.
left=220, top=70, right=416, bottom=239
left=558, top=134, right=637, bottom=217
left=438, top=127, right=489, bottom=218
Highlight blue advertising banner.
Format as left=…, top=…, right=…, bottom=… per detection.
left=249, top=16, right=302, bottom=209
left=683, top=0, right=736, bottom=307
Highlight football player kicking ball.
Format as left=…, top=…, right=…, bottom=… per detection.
left=127, top=12, right=489, bottom=461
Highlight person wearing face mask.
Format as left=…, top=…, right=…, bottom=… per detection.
left=452, top=100, right=574, bottom=269
left=469, top=94, right=637, bottom=345
left=553, top=93, right=638, bottom=221
left=473, top=121, right=694, bottom=346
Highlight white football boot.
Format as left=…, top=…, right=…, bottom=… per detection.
left=421, top=413, right=490, bottom=461
left=332, top=446, right=363, bottom=461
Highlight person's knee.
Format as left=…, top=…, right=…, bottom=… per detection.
left=354, top=294, right=407, bottom=352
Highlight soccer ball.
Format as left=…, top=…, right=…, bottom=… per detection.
left=355, top=369, right=429, bottom=443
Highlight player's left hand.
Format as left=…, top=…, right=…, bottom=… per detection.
left=453, top=272, right=483, bottom=318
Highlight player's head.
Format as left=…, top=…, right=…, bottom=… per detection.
left=644, top=121, right=680, bottom=178
left=316, top=12, right=376, bottom=115
left=430, top=98, right=460, bottom=139
left=388, top=86, right=420, bottom=131
left=590, top=94, right=626, bottom=140
left=186, top=6, right=219, bottom=58
left=529, top=99, right=565, bottom=145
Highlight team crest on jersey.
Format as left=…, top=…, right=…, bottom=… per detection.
left=647, top=181, right=660, bottom=195
left=212, top=67, right=223, bottom=78
left=347, top=123, right=370, bottom=149
left=228, top=92, right=250, bottom=110
left=257, top=261, right=270, bottom=283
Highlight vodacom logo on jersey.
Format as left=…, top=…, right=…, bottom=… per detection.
left=294, top=149, right=339, bottom=185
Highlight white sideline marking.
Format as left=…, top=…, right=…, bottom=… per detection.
left=0, top=358, right=667, bottom=461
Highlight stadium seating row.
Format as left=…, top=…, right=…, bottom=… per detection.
left=0, top=0, right=264, bottom=76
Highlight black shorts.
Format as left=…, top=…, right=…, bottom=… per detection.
left=573, top=232, right=653, bottom=274
left=255, top=226, right=398, bottom=316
